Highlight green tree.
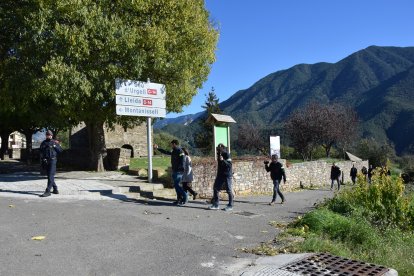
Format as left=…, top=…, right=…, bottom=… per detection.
left=195, top=87, right=222, bottom=155
left=355, top=138, right=395, bottom=167
left=1, top=0, right=218, bottom=171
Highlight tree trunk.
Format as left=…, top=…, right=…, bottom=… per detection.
left=325, top=147, right=330, bottom=158
left=86, top=121, right=106, bottom=172
left=0, top=130, right=11, bottom=160
left=22, top=129, right=34, bottom=164
left=324, top=142, right=333, bottom=158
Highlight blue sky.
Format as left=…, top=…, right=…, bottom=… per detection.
left=169, top=0, right=414, bottom=118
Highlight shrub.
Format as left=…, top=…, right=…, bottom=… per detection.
left=326, top=172, right=413, bottom=230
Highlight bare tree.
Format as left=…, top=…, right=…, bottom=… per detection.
left=285, top=102, right=358, bottom=160
left=317, top=103, right=358, bottom=157
left=285, top=108, right=319, bottom=160
left=237, top=122, right=268, bottom=155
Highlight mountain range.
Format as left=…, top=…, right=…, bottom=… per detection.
left=156, top=46, right=414, bottom=155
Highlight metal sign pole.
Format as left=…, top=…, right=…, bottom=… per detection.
left=146, top=78, right=153, bottom=183
left=147, top=116, right=153, bottom=183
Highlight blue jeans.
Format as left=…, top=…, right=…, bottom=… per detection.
left=272, top=179, right=285, bottom=202
left=212, top=176, right=233, bottom=207
left=172, top=172, right=187, bottom=203
left=46, top=159, right=57, bottom=192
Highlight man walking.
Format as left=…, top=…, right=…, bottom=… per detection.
left=367, top=164, right=374, bottom=184
left=209, top=147, right=233, bottom=211
left=350, top=163, right=358, bottom=185
left=154, top=140, right=187, bottom=205
left=330, top=162, right=341, bottom=191
left=39, top=130, right=63, bottom=197
left=265, top=154, right=286, bottom=205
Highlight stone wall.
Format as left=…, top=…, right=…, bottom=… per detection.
left=105, top=148, right=131, bottom=170
left=58, top=149, right=92, bottom=170
left=10, top=149, right=21, bottom=159
left=190, top=158, right=369, bottom=198
left=104, top=124, right=148, bottom=158
left=70, top=122, right=148, bottom=157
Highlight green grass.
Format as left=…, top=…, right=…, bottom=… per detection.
left=130, top=156, right=170, bottom=170
left=255, top=175, right=414, bottom=275
left=294, top=208, right=414, bottom=275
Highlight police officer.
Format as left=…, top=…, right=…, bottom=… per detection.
left=39, top=130, right=63, bottom=197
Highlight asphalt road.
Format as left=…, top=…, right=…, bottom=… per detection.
left=0, top=188, right=332, bottom=276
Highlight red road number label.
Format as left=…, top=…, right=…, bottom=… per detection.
left=147, top=89, right=157, bottom=95
left=143, top=99, right=153, bottom=106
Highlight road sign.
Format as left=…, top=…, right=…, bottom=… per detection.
left=115, top=78, right=166, bottom=100
left=116, top=95, right=166, bottom=108
left=270, top=136, right=280, bottom=158
left=116, top=105, right=166, bottom=118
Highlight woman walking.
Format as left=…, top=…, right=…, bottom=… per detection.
left=181, top=148, right=198, bottom=202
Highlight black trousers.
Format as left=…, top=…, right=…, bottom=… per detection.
left=182, top=182, right=197, bottom=196
left=46, top=159, right=57, bottom=192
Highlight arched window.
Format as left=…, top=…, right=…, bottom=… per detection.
left=121, top=144, right=134, bottom=158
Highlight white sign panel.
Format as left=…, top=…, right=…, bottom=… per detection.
left=116, top=95, right=166, bottom=108
left=116, top=105, right=166, bottom=118
left=269, top=136, right=281, bottom=158
left=115, top=79, right=166, bottom=100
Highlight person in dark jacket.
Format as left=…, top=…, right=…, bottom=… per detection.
left=361, top=166, right=368, bottom=181
left=154, top=140, right=187, bottom=205
left=330, top=162, right=341, bottom=191
left=350, top=163, right=358, bottom=185
left=39, top=130, right=63, bottom=197
left=265, top=154, right=286, bottom=205
left=209, top=150, right=233, bottom=211
left=367, top=164, right=374, bottom=184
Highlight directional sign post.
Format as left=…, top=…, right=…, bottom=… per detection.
left=115, top=79, right=167, bottom=182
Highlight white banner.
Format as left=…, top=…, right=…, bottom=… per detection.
left=269, top=136, right=281, bottom=158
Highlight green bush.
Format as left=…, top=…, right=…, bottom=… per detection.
left=287, top=170, right=414, bottom=274
left=355, top=138, right=396, bottom=167
left=333, top=172, right=412, bottom=230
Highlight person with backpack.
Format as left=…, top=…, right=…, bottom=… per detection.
left=209, top=150, right=233, bottom=211
left=264, top=154, right=286, bottom=205
left=330, top=162, right=341, bottom=191
left=39, top=130, right=63, bottom=197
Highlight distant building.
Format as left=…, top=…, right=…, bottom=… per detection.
left=0, top=131, right=26, bottom=149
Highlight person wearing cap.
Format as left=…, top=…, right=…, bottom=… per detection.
left=264, top=154, right=286, bottom=205
left=39, top=130, right=63, bottom=197
left=154, top=139, right=188, bottom=205
left=209, top=150, right=234, bottom=211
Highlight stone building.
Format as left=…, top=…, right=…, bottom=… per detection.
left=63, top=122, right=148, bottom=170
left=70, top=122, right=149, bottom=158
